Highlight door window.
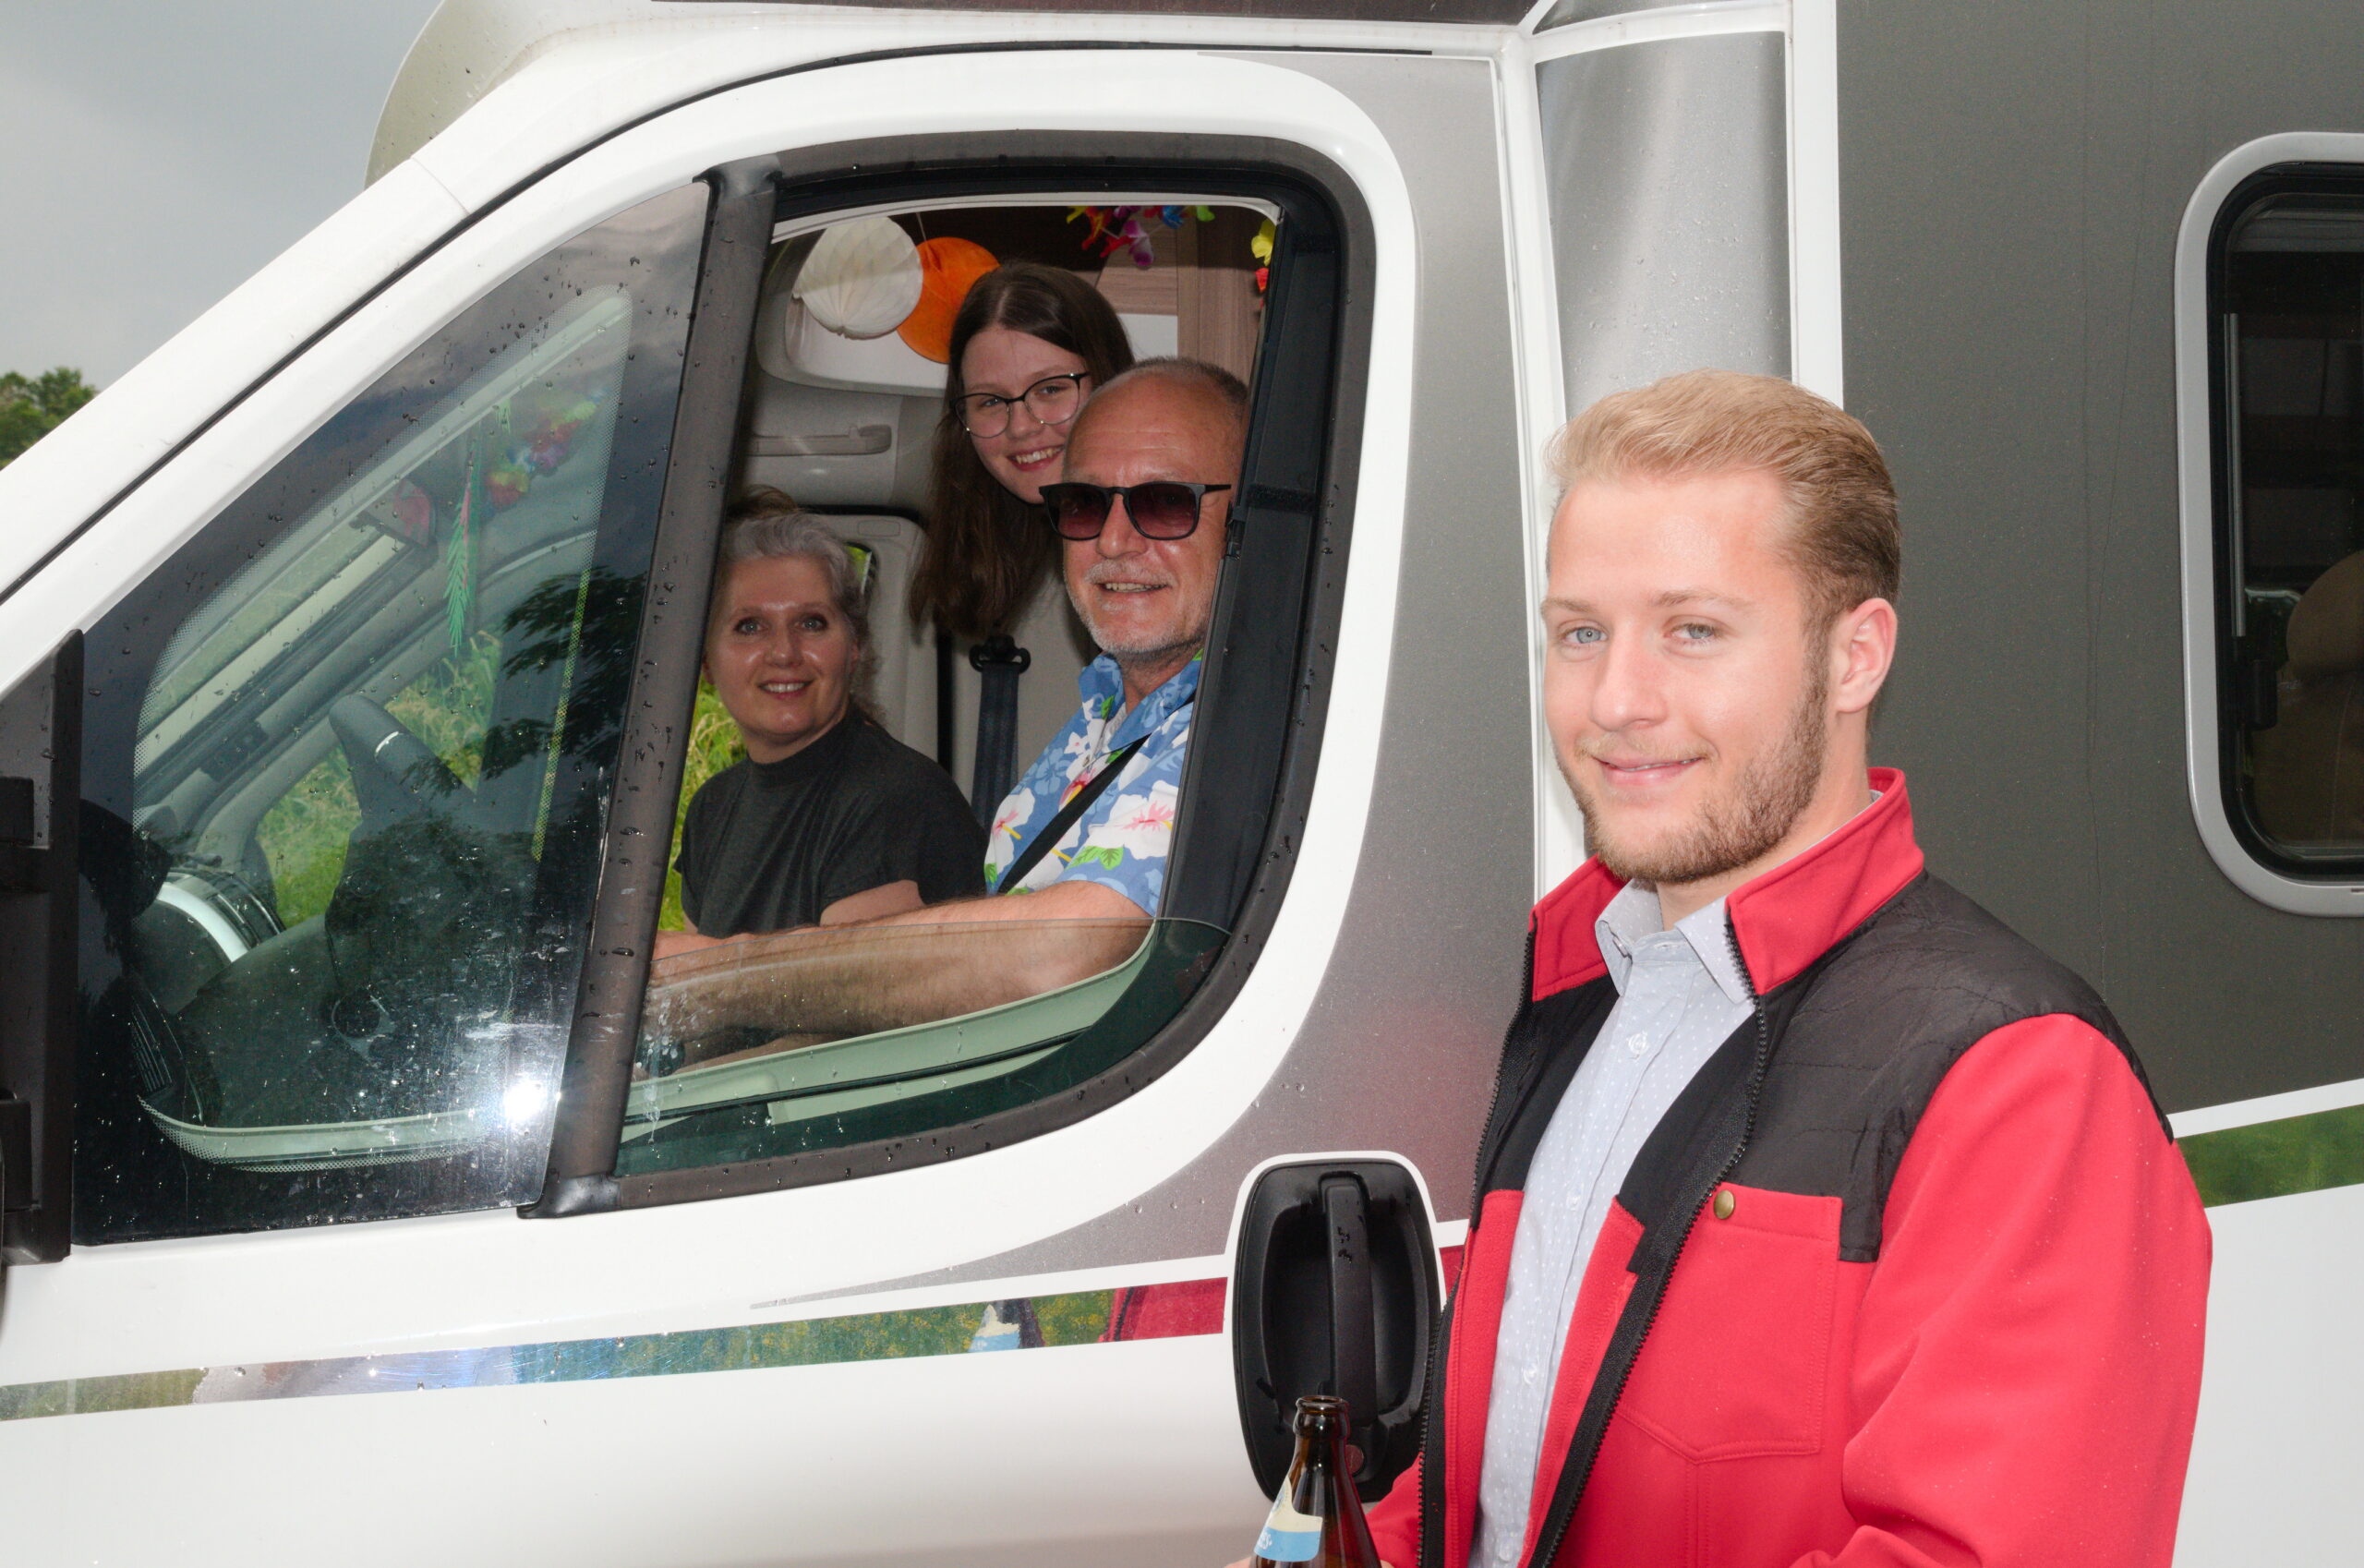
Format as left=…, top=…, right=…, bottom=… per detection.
left=2211, top=177, right=2364, bottom=874
left=75, top=183, right=708, bottom=1241
left=607, top=176, right=1348, bottom=1195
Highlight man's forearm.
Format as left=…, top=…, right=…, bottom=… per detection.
left=644, top=915, right=1151, bottom=1041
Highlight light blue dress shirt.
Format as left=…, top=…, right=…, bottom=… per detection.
left=1469, top=883, right=1755, bottom=1568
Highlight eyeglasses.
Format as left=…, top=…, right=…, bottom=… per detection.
left=1040, top=481, right=1233, bottom=541
left=954, top=371, right=1092, bottom=438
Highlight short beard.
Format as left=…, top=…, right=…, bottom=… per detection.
left=1568, top=656, right=1831, bottom=889
left=1068, top=578, right=1206, bottom=677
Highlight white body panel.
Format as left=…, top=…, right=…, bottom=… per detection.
left=6, top=1309, right=1256, bottom=1567
left=2177, top=1184, right=2364, bottom=1563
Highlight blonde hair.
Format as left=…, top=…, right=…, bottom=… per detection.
left=1548, top=369, right=1900, bottom=628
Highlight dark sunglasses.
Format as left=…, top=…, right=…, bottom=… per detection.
left=1040, top=481, right=1233, bottom=541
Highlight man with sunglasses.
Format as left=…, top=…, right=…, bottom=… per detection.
left=645, top=357, right=1247, bottom=1036
left=980, top=356, right=1246, bottom=913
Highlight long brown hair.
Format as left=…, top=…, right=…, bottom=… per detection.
left=912, top=262, right=1134, bottom=638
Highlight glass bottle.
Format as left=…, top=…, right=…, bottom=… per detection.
left=1249, top=1394, right=1381, bottom=1568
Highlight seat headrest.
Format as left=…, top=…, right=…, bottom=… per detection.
left=2287, top=549, right=2364, bottom=679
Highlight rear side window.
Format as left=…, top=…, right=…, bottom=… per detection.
left=2209, top=174, right=2364, bottom=877
left=74, top=185, right=707, bottom=1241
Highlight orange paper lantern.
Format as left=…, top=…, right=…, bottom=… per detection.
left=898, top=237, right=1000, bottom=364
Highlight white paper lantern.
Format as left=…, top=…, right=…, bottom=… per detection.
left=792, top=216, right=924, bottom=340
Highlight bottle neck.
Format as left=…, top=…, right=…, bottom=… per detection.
left=1290, top=1396, right=1354, bottom=1478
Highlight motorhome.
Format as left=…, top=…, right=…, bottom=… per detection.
left=0, top=0, right=2353, bottom=1562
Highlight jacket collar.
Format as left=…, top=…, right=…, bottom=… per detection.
left=1528, top=767, right=1924, bottom=1002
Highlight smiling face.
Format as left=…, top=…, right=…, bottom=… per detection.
left=704, top=553, right=858, bottom=764
left=1059, top=375, right=1242, bottom=706
left=1541, top=466, right=1887, bottom=902
left=959, top=325, right=1093, bottom=505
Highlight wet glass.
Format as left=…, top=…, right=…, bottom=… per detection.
left=613, top=917, right=1227, bottom=1175
left=2220, top=192, right=2364, bottom=863
left=74, top=184, right=708, bottom=1242
left=953, top=371, right=1090, bottom=438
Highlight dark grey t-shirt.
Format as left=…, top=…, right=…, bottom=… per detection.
left=675, top=710, right=984, bottom=936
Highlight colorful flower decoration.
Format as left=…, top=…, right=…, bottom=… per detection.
left=1068, top=205, right=1158, bottom=268
left=370, top=384, right=608, bottom=581
left=473, top=389, right=605, bottom=520
left=1068, top=205, right=1257, bottom=278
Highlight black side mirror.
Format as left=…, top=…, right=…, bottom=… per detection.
left=1230, top=1156, right=1440, bottom=1502
left=0, top=631, right=79, bottom=1263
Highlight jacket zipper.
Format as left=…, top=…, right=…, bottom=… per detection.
left=1516, top=917, right=1775, bottom=1568
left=1418, top=925, right=1538, bottom=1568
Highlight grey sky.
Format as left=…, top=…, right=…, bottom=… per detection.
left=0, top=0, right=443, bottom=385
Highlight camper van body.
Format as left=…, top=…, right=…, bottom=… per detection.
left=0, top=1, right=2351, bottom=1563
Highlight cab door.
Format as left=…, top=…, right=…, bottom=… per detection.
left=0, top=42, right=1529, bottom=1568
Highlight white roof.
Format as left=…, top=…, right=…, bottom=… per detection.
left=369, top=0, right=1544, bottom=183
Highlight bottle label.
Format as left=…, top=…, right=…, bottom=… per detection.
left=1254, top=1491, right=1325, bottom=1564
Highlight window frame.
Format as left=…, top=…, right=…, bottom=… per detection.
left=533, top=133, right=1377, bottom=1214
left=2179, top=135, right=2364, bottom=915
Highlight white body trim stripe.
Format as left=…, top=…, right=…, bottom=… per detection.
left=2170, top=1076, right=2364, bottom=1140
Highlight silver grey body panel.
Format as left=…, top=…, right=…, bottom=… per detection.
left=1836, top=0, right=2364, bottom=1116
left=1538, top=30, right=1791, bottom=412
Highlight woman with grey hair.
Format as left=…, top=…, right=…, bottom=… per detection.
left=656, top=488, right=983, bottom=957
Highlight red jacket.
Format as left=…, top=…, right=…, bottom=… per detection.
left=1365, top=771, right=2210, bottom=1568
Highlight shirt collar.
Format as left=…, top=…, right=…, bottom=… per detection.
left=1592, top=884, right=1753, bottom=1007
left=1078, top=652, right=1200, bottom=746
left=1530, top=767, right=1924, bottom=1002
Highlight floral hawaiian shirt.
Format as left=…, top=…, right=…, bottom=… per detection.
left=982, top=654, right=1198, bottom=916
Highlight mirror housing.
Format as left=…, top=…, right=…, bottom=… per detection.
left=0, top=631, right=79, bottom=1262
left=1230, top=1155, right=1440, bottom=1502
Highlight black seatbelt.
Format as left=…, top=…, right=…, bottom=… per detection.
left=969, top=633, right=1031, bottom=826
left=994, top=734, right=1149, bottom=895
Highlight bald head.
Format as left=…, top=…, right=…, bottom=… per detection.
left=1058, top=357, right=1247, bottom=707
left=1070, top=356, right=1248, bottom=454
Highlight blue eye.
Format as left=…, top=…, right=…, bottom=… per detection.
left=1564, top=624, right=1605, bottom=645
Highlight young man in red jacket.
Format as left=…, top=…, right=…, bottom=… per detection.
left=1244, top=370, right=2210, bottom=1568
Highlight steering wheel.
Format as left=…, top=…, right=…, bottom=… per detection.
left=320, top=695, right=530, bottom=1047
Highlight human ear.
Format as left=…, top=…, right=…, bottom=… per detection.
left=1830, top=597, right=1898, bottom=716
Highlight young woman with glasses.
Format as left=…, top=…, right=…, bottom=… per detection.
left=911, top=262, right=1135, bottom=641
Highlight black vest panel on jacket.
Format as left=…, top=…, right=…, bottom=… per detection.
left=1728, top=874, right=2164, bottom=1260
left=1480, top=874, right=2167, bottom=1262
